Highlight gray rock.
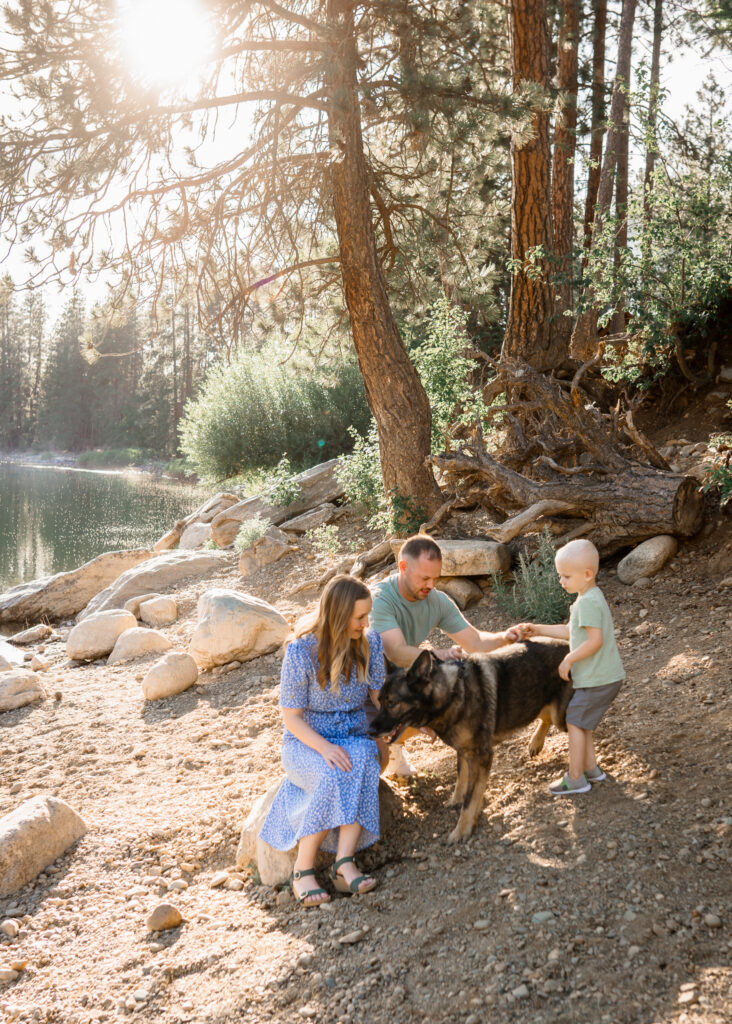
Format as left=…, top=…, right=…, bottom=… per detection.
left=389, top=538, right=511, bottom=576
left=210, top=460, right=344, bottom=547
left=78, top=550, right=230, bottom=620
left=238, top=528, right=295, bottom=577
left=67, top=609, right=137, bottom=661
left=532, top=910, right=555, bottom=924
left=0, top=796, right=86, bottom=897
left=280, top=503, right=346, bottom=535
left=0, top=670, right=45, bottom=712
left=189, top=589, right=290, bottom=670
left=0, top=549, right=152, bottom=624
left=617, top=536, right=678, bottom=585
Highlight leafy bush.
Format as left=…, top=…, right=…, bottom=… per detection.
left=336, top=423, right=384, bottom=520
left=266, top=455, right=302, bottom=507
left=163, top=457, right=198, bottom=481
left=491, top=530, right=572, bottom=624
left=306, top=523, right=340, bottom=556
left=178, top=346, right=370, bottom=482
left=77, top=447, right=147, bottom=468
left=701, top=430, right=732, bottom=507
left=233, top=515, right=270, bottom=552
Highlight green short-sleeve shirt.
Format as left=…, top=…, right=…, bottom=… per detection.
left=568, top=586, right=625, bottom=688
left=369, top=574, right=469, bottom=647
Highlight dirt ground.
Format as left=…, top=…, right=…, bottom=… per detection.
left=1, top=404, right=731, bottom=1024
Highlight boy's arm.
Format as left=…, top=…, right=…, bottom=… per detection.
left=558, top=626, right=603, bottom=680
left=517, top=622, right=570, bottom=640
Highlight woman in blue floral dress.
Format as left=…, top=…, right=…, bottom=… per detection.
left=259, top=575, right=385, bottom=906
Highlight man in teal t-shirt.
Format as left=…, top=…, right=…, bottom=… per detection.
left=370, top=534, right=519, bottom=775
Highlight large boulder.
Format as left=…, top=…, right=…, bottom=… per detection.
left=0, top=638, right=25, bottom=671
left=236, top=780, right=401, bottom=886
left=436, top=576, right=484, bottom=610
left=210, top=460, right=344, bottom=548
left=141, top=652, right=198, bottom=700
left=0, top=670, right=45, bottom=712
left=7, top=624, right=55, bottom=646
left=178, top=522, right=212, bottom=550
left=617, top=535, right=679, bottom=585
left=0, top=548, right=152, bottom=625
left=139, top=596, right=178, bottom=627
left=107, top=627, right=172, bottom=665
left=189, top=589, right=290, bottom=670
left=279, top=503, right=346, bottom=535
left=152, top=493, right=240, bottom=552
left=389, top=537, right=511, bottom=577
left=67, top=609, right=137, bottom=661
left=78, top=550, right=230, bottom=620
left=238, top=527, right=294, bottom=577
left=0, top=796, right=86, bottom=897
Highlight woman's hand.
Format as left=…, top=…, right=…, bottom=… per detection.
left=320, top=742, right=352, bottom=772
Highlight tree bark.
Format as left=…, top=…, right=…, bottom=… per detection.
left=571, top=0, right=638, bottom=361
left=325, top=0, right=440, bottom=516
left=583, top=0, right=608, bottom=253
left=610, top=99, right=630, bottom=336
left=502, top=0, right=566, bottom=370
left=551, top=0, right=581, bottom=345
left=643, top=0, right=663, bottom=223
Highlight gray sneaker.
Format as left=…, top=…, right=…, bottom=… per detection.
left=585, top=765, right=607, bottom=783
left=548, top=772, right=591, bottom=796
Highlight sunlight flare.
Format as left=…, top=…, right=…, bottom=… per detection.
left=117, top=0, right=214, bottom=88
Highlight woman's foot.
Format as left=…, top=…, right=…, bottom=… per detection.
left=331, top=856, right=377, bottom=895
left=292, top=868, right=330, bottom=907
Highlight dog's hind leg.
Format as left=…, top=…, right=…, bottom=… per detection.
left=446, top=753, right=469, bottom=807
left=528, top=707, right=553, bottom=757
left=447, top=756, right=491, bottom=844
left=553, top=684, right=573, bottom=733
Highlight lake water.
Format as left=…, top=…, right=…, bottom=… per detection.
left=0, top=461, right=204, bottom=592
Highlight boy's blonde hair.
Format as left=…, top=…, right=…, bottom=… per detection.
left=555, top=538, right=599, bottom=575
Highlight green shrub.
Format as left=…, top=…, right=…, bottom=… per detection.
left=491, top=530, right=572, bottom=624
left=178, top=346, right=370, bottom=482
left=266, top=455, right=302, bottom=507
left=163, top=457, right=198, bottom=481
left=306, top=523, right=340, bottom=556
left=336, top=423, right=384, bottom=520
left=233, top=515, right=270, bottom=552
left=77, top=447, right=147, bottom=468
left=701, top=430, right=732, bottom=507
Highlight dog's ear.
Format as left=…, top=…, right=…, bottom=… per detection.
left=384, top=655, right=400, bottom=675
left=408, top=648, right=435, bottom=682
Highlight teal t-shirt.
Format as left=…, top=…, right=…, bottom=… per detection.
left=568, top=586, right=625, bottom=688
left=369, top=574, right=469, bottom=647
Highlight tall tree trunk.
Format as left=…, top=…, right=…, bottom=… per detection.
left=642, top=0, right=663, bottom=239
left=502, top=0, right=564, bottom=370
left=571, top=0, right=638, bottom=361
left=551, top=0, right=581, bottom=345
left=583, top=0, right=608, bottom=253
left=326, top=0, right=440, bottom=516
left=610, top=100, right=630, bottom=336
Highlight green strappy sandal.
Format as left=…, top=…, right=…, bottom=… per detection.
left=291, top=868, right=330, bottom=907
left=330, top=856, right=377, bottom=896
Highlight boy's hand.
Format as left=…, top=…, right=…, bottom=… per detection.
left=503, top=626, right=522, bottom=644
left=516, top=622, right=537, bottom=639
left=558, top=656, right=572, bottom=681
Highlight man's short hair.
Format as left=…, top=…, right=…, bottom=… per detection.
left=399, top=534, right=442, bottom=562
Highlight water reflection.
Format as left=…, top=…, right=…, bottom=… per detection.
left=0, top=462, right=203, bottom=590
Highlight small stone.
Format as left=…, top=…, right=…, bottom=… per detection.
left=0, top=969, right=20, bottom=982
left=225, top=878, right=243, bottom=891
left=473, top=919, right=490, bottom=931
left=338, top=929, right=365, bottom=944
left=296, top=952, right=315, bottom=969
left=703, top=913, right=722, bottom=928
left=299, top=1006, right=318, bottom=1019
left=678, top=990, right=698, bottom=1006
left=512, top=984, right=530, bottom=999
left=701, top=797, right=712, bottom=808
left=276, top=889, right=293, bottom=908
left=146, top=904, right=182, bottom=932
left=532, top=911, right=554, bottom=924
left=0, top=920, right=20, bottom=938
left=627, top=945, right=641, bottom=958
left=167, top=879, right=188, bottom=892
left=149, top=943, right=164, bottom=953
left=132, top=989, right=149, bottom=1003
left=210, top=871, right=228, bottom=888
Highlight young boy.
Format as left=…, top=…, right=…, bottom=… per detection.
left=519, top=538, right=625, bottom=795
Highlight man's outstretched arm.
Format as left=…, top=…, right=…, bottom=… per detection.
left=448, top=622, right=520, bottom=655
left=379, top=627, right=464, bottom=668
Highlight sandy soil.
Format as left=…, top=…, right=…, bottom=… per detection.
left=1, top=441, right=731, bottom=1024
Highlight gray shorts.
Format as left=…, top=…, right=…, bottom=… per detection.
left=566, top=680, right=623, bottom=731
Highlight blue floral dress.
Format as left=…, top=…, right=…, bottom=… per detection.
left=259, top=630, right=385, bottom=854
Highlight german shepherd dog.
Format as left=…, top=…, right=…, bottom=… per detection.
left=369, top=639, right=572, bottom=843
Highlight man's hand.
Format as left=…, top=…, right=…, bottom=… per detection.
left=502, top=626, right=523, bottom=644
left=558, top=656, right=572, bottom=682
left=320, top=742, right=352, bottom=771
left=434, top=644, right=465, bottom=661
left=514, top=622, right=537, bottom=639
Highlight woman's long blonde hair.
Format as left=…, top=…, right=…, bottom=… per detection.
left=292, top=575, right=372, bottom=692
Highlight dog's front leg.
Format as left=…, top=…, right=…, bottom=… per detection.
left=446, top=753, right=469, bottom=807
left=447, top=756, right=490, bottom=844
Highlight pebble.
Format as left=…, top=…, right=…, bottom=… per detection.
left=226, top=878, right=244, bottom=891
left=296, top=953, right=315, bottom=969
left=0, top=921, right=20, bottom=938
left=531, top=911, right=554, bottom=924
left=338, top=929, right=365, bottom=944
left=703, top=913, right=722, bottom=928
left=512, top=984, right=530, bottom=999
left=168, top=880, right=188, bottom=892
left=0, top=968, right=20, bottom=983
left=473, top=919, right=490, bottom=931
left=299, top=1006, right=318, bottom=1019
left=276, top=890, right=293, bottom=908
left=678, top=990, right=698, bottom=1005
left=146, top=904, right=182, bottom=932
left=210, top=871, right=228, bottom=888
left=133, top=989, right=149, bottom=1002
